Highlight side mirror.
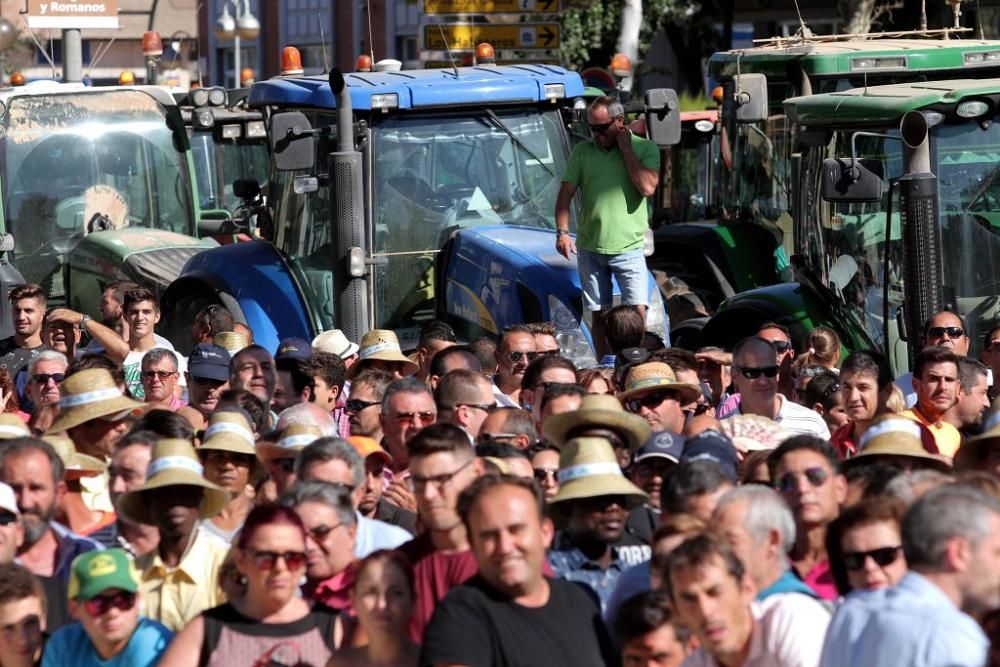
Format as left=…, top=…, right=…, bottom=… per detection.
left=270, top=111, right=315, bottom=172
left=733, top=73, right=768, bottom=124
left=644, top=88, right=681, bottom=147
left=821, top=158, right=885, bottom=203
left=233, top=178, right=261, bottom=200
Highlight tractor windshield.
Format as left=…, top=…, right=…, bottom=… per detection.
left=1, top=90, right=194, bottom=291
left=190, top=132, right=270, bottom=213
left=798, top=117, right=1000, bottom=366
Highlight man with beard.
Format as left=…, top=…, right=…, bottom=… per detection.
left=346, top=369, right=393, bottom=442
left=117, top=439, right=230, bottom=632
left=177, top=344, right=231, bottom=432
left=493, top=325, right=536, bottom=407
left=547, top=437, right=651, bottom=613
left=901, top=347, right=962, bottom=457
left=0, top=438, right=99, bottom=581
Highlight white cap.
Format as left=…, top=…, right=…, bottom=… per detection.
left=312, top=329, right=360, bottom=359
left=0, top=482, right=20, bottom=517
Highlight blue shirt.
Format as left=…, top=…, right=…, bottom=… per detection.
left=354, top=513, right=410, bottom=558
left=548, top=531, right=650, bottom=614
left=42, top=616, right=173, bottom=667
left=820, top=571, right=988, bottom=667
left=49, top=521, right=103, bottom=583
left=759, top=569, right=821, bottom=600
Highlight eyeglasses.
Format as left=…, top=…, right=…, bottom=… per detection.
left=272, top=458, right=296, bottom=474
left=83, top=591, right=137, bottom=617
left=842, top=546, right=902, bottom=571
left=391, top=410, right=436, bottom=424
left=588, top=120, right=615, bottom=134
left=737, top=366, right=779, bottom=379
left=345, top=398, right=380, bottom=413
left=32, top=372, right=65, bottom=385
left=534, top=381, right=570, bottom=393
left=306, top=523, right=343, bottom=541
left=244, top=548, right=308, bottom=571
left=409, top=458, right=474, bottom=493
left=535, top=349, right=561, bottom=358
left=477, top=432, right=520, bottom=447
left=205, top=451, right=252, bottom=468
left=506, top=351, right=538, bottom=364
left=533, top=468, right=558, bottom=483
left=927, top=326, right=965, bottom=339
left=624, top=390, right=680, bottom=413
left=768, top=340, right=794, bottom=353
left=452, top=403, right=494, bottom=413
left=141, top=370, right=178, bottom=381
left=775, top=466, right=831, bottom=493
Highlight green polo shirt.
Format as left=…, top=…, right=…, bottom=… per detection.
left=562, top=134, right=659, bottom=254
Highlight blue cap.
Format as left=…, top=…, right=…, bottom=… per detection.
left=634, top=430, right=686, bottom=465
left=681, top=430, right=739, bottom=481
left=188, top=343, right=231, bottom=381
left=275, top=337, right=312, bottom=362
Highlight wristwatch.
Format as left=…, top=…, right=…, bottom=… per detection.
left=78, top=314, right=91, bottom=330
left=556, top=229, right=570, bottom=236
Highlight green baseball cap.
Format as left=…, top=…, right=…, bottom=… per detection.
left=67, top=549, right=138, bottom=602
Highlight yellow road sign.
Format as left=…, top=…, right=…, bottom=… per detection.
left=424, top=23, right=560, bottom=51
left=423, top=0, right=559, bottom=14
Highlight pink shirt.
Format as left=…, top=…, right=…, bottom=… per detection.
left=800, top=559, right=838, bottom=601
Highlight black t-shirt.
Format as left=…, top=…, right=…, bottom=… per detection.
left=420, top=575, right=618, bottom=667
left=0, top=337, right=42, bottom=378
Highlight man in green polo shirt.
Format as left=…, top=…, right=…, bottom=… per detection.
left=555, top=96, right=660, bottom=358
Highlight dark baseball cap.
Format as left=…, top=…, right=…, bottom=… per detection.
left=681, top=429, right=739, bottom=481
left=188, top=343, right=231, bottom=381
left=634, top=430, right=686, bottom=465
left=275, top=337, right=312, bottom=362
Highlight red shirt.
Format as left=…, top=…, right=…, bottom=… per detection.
left=305, top=562, right=358, bottom=612
left=830, top=422, right=858, bottom=459
left=397, top=532, right=478, bottom=641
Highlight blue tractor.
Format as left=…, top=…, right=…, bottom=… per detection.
left=159, top=58, right=680, bottom=361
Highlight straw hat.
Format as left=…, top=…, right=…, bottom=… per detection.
left=842, top=415, right=951, bottom=473
left=313, top=330, right=359, bottom=359
left=255, top=423, right=324, bottom=463
left=0, top=414, right=29, bottom=440
left=116, top=439, right=229, bottom=525
left=197, top=411, right=264, bottom=477
left=717, top=414, right=793, bottom=453
left=543, top=394, right=651, bottom=452
left=549, top=437, right=648, bottom=509
left=214, top=331, right=250, bottom=356
left=43, top=433, right=107, bottom=477
left=346, top=329, right=418, bottom=379
left=46, top=369, right=148, bottom=434
left=956, top=398, right=1000, bottom=471
left=618, top=362, right=702, bottom=405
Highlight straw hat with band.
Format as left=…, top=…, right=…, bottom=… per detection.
left=255, top=423, right=324, bottom=463
left=116, top=438, right=229, bottom=525
left=549, top=437, right=648, bottom=510
left=346, top=329, right=418, bottom=380
left=618, top=362, right=702, bottom=406
left=543, top=394, right=651, bottom=452
left=0, top=414, right=29, bottom=440
left=347, top=435, right=392, bottom=467
left=197, top=411, right=264, bottom=479
left=955, top=399, right=1000, bottom=471
left=214, top=331, right=250, bottom=356
left=841, top=416, right=951, bottom=473
left=46, top=369, right=148, bottom=434
left=44, top=434, right=107, bottom=477
left=313, top=330, right=359, bottom=359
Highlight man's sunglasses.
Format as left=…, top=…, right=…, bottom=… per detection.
left=927, top=326, right=965, bottom=339
left=533, top=468, right=558, bottom=483
left=775, top=466, right=830, bottom=493
left=589, top=118, right=620, bottom=134
left=84, top=591, right=136, bottom=617
left=31, top=373, right=64, bottom=385
left=141, top=370, right=178, bottom=381
left=507, top=351, right=538, bottom=364
left=769, top=340, right=794, bottom=353
left=737, top=366, right=779, bottom=379
left=843, top=546, right=902, bottom=571
left=624, top=390, right=679, bottom=413
left=345, top=398, right=380, bottom=413
left=244, top=549, right=308, bottom=571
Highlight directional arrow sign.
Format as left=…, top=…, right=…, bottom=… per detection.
left=424, top=0, right=559, bottom=14
left=424, top=23, right=561, bottom=51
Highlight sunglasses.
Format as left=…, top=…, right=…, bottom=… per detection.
left=737, top=366, right=779, bottom=379
left=345, top=398, right=380, bottom=413
left=768, top=340, right=794, bottom=353
left=83, top=591, right=136, bottom=617
left=32, top=373, right=65, bottom=385
left=306, top=523, right=342, bottom=541
left=842, top=546, right=902, bottom=571
left=477, top=432, right=520, bottom=447
left=272, top=458, right=296, bottom=474
left=391, top=411, right=436, bottom=424
left=588, top=120, right=615, bottom=133
left=625, top=390, right=680, bottom=413
left=927, top=326, right=965, bottom=339
left=776, top=466, right=830, bottom=493
left=507, top=351, right=538, bottom=364
left=452, top=403, right=494, bottom=413
left=244, top=549, right=308, bottom=571
left=533, top=468, right=558, bottom=483
left=141, top=370, right=178, bottom=381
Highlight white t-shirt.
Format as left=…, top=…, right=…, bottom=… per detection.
left=683, top=594, right=831, bottom=667
left=773, top=394, right=831, bottom=439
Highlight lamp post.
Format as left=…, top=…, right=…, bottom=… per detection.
left=215, top=0, right=259, bottom=88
